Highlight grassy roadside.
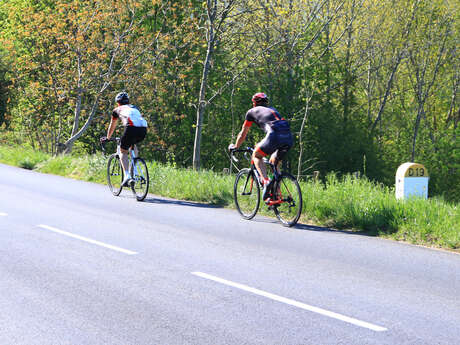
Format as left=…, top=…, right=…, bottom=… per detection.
left=1, top=145, right=458, bottom=251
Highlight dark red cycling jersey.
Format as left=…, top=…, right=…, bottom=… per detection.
left=243, top=106, right=286, bottom=133
left=244, top=105, right=292, bottom=159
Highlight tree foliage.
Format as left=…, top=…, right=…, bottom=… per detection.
left=0, top=0, right=458, bottom=201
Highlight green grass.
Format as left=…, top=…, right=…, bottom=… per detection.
left=148, top=161, right=232, bottom=205
left=0, top=145, right=458, bottom=251
left=0, top=145, right=49, bottom=170
left=301, top=174, right=459, bottom=250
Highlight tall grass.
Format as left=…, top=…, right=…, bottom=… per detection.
left=0, top=145, right=48, bottom=170
left=0, top=145, right=458, bottom=250
left=147, top=161, right=232, bottom=205
left=300, top=174, right=459, bottom=250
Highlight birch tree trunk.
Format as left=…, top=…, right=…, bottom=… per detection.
left=193, top=0, right=234, bottom=170
left=297, top=89, right=312, bottom=178
left=193, top=21, right=215, bottom=170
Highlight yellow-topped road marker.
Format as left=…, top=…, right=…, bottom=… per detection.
left=395, top=162, right=429, bottom=199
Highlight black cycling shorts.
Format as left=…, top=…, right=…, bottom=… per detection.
left=255, top=130, right=293, bottom=161
left=120, top=126, right=147, bottom=150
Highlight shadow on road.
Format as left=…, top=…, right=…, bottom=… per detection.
left=251, top=217, right=369, bottom=235
left=142, top=196, right=370, bottom=236
left=294, top=223, right=368, bottom=235
left=143, top=197, right=222, bottom=209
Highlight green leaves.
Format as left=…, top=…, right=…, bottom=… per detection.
left=0, top=0, right=458, bottom=201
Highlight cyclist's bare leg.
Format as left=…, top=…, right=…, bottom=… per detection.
left=269, top=155, right=281, bottom=174
left=130, top=145, right=139, bottom=158
left=120, top=148, right=130, bottom=176
left=269, top=154, right=282, bottom=199
left=252, top=151, right=268, bottom=181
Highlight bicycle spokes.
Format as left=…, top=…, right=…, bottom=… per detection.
left=133, top=165, right=142, bottom=181
left=131, top=158, right=149, bottom=201
left=111, top=164, right=121, bottom=177
left=234, top=169, right=260, bottom=219
left=273, top=174, right=302, bottom=227
left=279, top=183, right=296, bottom=206
left=107, top=154, right=123, bottom=196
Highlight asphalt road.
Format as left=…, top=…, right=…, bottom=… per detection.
left=1, top=163, right=459, bottom=345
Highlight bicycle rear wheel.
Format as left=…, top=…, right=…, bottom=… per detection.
left=131, top=157, right=149, bottom=201
left=273, top=173, right=302, bottom=227
left=107, top=154, right=123, bottom=196
left=234, top=168, right=260, bottom=220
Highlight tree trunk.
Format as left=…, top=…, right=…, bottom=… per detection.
left=369, top=54, right=402, bottom=134
left=61, top=50, right=83, bottom=154
left=411, top=107, right=423, bottom=161
left=63, top=95, right=100, bottom=154
left=193, top=29, right=215, bottom=170
left=342, top=0, right=355, bottom=125
left=63, top=89, right=82, bottom=154
left=193, top=0, right=223, bottom=170
left=297, top=89, right=311, bottom=178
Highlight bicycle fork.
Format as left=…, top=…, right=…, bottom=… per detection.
left=242, top=169, right=256, bottom=196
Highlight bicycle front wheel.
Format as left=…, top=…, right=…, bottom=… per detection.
left=273, top=173, right=303, bottom=227
left=234, top=168, right=260, bottom=220
left=130, top=157, right=149, bottom=201
left=107, top=154, right=123, bottom=196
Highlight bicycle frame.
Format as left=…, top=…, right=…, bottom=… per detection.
left=102, top=138, right=138, bottom=173
left=130, top=148, right=138, bottom=175
left=231, top=147, right=283, bottom=204
left=101, top=137, right=149, bottom=201
left=231, top=146, right=302, bottom=227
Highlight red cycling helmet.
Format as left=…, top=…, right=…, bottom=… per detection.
left=252, top=92, right=269, bottom=106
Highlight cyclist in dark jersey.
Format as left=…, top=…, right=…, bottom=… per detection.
left=229, top=92, right=293, bottom=200
left=101, top=92, right=148, bottom=186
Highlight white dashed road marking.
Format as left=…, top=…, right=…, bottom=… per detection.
left=37, top=224, right=138, bottom=255
left=192, top=271, right=388, bottom=332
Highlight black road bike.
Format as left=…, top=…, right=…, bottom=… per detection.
left=230, top=147, right=302, bottom=227
left=101, top=138, right=149, bottom=201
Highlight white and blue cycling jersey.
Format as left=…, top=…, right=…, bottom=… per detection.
left=112, top=104, right=147, bottom=127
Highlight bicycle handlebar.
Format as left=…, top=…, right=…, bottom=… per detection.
left=100, top=137, right=120, bottom=154
left=230, top=147, right=253, bottom=162
left=230, top=147, right=253, bottom=153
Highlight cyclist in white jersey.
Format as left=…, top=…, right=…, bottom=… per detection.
left=102, top=92, right=148, bottom=186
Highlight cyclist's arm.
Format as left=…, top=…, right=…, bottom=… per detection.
left=107, top=117, right=118, bottom=140
left=234, top=123, right=250, bottom=148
